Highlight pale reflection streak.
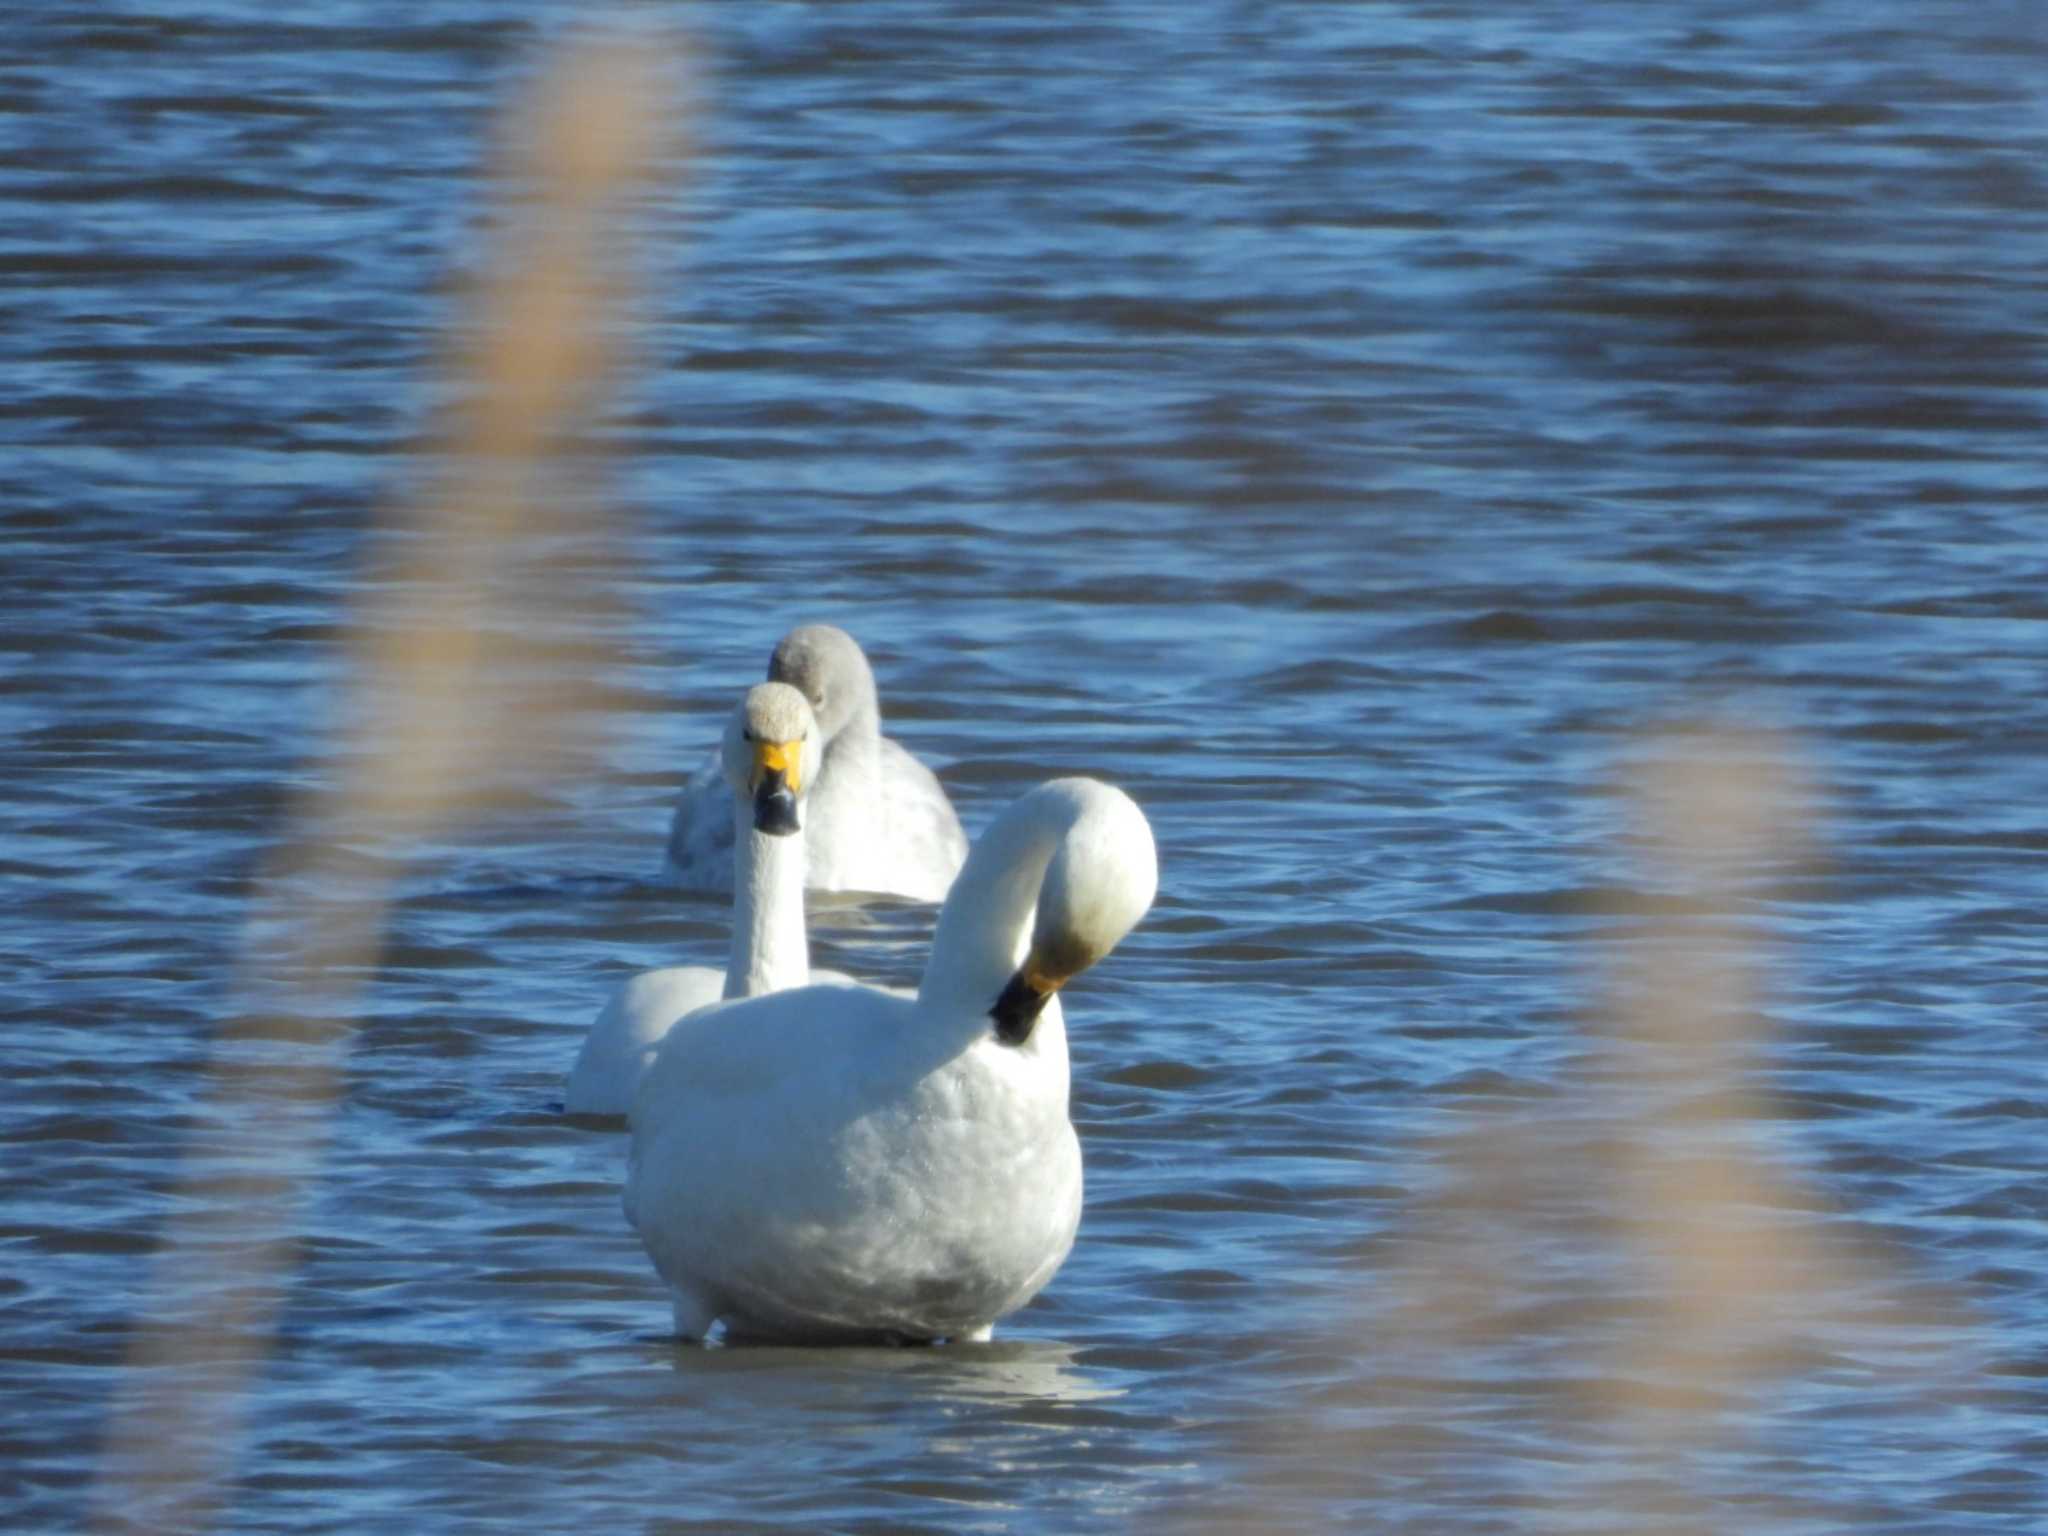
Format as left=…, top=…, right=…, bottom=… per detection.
left=651, top=1335, right=1126, bottom=1407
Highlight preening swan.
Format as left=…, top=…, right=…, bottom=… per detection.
left=566, top=683, right=819, bottom=1116
left=666, top=624, right=968, bottom=902
left=626, top=777, right=1157, bottom=1344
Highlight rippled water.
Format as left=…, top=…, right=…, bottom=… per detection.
left=6, top=2, right=2048, bottom=1531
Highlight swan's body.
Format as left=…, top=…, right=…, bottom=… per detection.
left=627, top=778, right=1157, bottom=1344
left=666, top=625, right=968, bottom=902
left=567, top=684, right=819, bottom=1116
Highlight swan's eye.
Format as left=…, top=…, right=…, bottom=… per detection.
left=810, top=691, right=826, bottom=710
left=742, top=728, right=756, bottom=742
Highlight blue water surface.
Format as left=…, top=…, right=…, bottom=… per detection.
left=3, top=2, right=2047, bottom=1531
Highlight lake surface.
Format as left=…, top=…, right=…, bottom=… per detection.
left=5, top=1, right=2047, bottom=1531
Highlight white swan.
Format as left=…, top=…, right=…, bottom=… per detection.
left=567, top=683, right=820, bottom=1116
left=626, top=777, right=1157, bottom=1344
left=665, top=624, right=969, bottom=902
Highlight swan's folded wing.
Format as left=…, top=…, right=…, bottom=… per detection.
left=877, top=735, right=969, bottom=899
left=664, top=745, right=735, bottom=889
left=623, top=983, right=903, bottom=1233
left=567, top=965, right=723, bottom=1115
left=635, top=983, right=893, bottom=1105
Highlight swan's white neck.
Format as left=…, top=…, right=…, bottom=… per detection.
left=725, top=807, right=808, bottom=999
left=917, top=801, right=1059, bottom=1018
left=820, top=698, right=882, bottom=784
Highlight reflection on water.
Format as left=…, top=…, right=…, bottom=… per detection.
left=655, top=1337, right=1126, bottom=1407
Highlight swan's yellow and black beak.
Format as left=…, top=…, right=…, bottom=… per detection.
left=750, top=738, right=803, bottom=836
left=990, top=963, right=1062, bottom=1046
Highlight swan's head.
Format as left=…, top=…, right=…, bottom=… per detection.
left=767, top=623, right=876, bottom=741
left=990, top=779, right=1158, bottom=1046
left=721, top=682, right=819, bottom=837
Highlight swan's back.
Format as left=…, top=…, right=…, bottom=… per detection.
left=564, top=965, right=722, bottom=1115
left=625, top=980, right=1080, bottom=1342
left=632, top=981, right=903, bottom=1112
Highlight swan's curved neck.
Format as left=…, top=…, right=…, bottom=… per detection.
left=820, top=696, right=882, bottom=782
left=917, top=803, right=1061, bottom=1016
left=725, top=810, right=808, bottom=999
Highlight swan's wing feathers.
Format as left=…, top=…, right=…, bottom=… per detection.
left=567, top=965, right=723, bottom=1116
left=625, top=983, right=901, bottom=1237
left=877, top=735, right=969, bottom=898
left=664, top=746, right=735, bottom=889
left=639, top=983, right=899, bottom=1103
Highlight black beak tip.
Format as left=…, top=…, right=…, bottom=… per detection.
left=753, top=789, right=801, bottom=836
left=990, top=971, right=1051, bottom=1046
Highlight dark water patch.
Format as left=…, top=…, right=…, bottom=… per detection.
left=1497, top=270, right=1980, bottom=359
left=1441, top=609, right=1554, bottom=644
left=59, top=17, right=531, bottom=60
left=1836, top=719, right=1978, bottom=745
left=118, top=91, right=335, bottom=120
left=1951, top=1099, right=2048, bottom=1123
left=1504, top=99, right=1900, bottom=129
left=1738, top=396, right=2046, bottom=435
left=1432, top=885, right=1728, bottom=919
left=1099, top=1060, right=1219, bottom=1092
left=0, top=248, right=348, bottom=280
left=17, top=175, right=379, bottom=209
left=1876, top=592, right=2048, bottom=621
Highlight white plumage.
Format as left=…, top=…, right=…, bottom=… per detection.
left=626, top=778, right=1157, bottom=1344
left=567, top=683, right=820, bottom=1116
